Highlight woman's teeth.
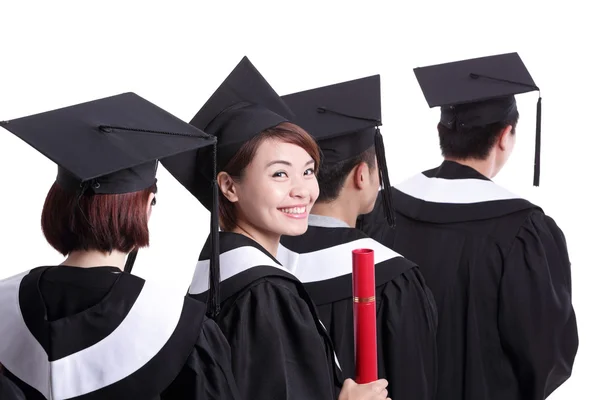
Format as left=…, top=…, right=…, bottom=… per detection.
left=280, top=206, right=306, bottom=214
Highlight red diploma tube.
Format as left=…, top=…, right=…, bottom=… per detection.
left=352, top=248, right=377, bottom=383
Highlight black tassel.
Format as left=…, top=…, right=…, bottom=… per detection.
left=208, top=142, right=221, bottom=317
left=374, top=128, right=395, bottom=227
left=124, top=250, right=137, bottom=274
left=533, top=96, right=542, bottom=186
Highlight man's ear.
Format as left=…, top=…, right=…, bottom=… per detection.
left=498, top=125, right=514, bottom=151
left=217, top=171, right=239, bottom=203
left=352, top=162, right=370, bottom=190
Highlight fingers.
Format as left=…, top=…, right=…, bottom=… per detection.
left=342, top=378, right=357, bottom=388
left=371, top=379, right=388, bottom=393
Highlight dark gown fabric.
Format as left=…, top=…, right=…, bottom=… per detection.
left=0, top=373, right=25, bottom=400
left=279, top=222, right=438, bottom=400
left=358, top=160, right=579, bottom=400
left=190, top=231, right=343, bottom=400
left=0, top=265, right=240, bottom=400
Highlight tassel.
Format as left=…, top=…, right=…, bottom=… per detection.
left=124, top=250, right=138, bottom=274
left=374, top=128, right=395, bottom=227
left=533, top=96, right=542, bottom=186
left=208, top=142, right=221, bottom=317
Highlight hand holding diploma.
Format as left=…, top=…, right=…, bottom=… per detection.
left=338, top=378, right=391, bottom=400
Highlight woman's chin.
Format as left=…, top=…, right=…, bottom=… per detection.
left=277, top=223, right=309, bottom=238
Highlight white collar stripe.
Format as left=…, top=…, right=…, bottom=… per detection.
left=277, top=238, right=401, bottom=283
left=0, top=273, right=184, bottom=399
left=396, top=173, right=520, bottom=204
left=189, top=246, right=287, bottom=295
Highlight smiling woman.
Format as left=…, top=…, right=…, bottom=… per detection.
left=217, top=121, right=320, bottom=251
left=161, top=57, right=391, bottom=400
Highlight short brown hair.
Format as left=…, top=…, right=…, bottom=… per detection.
left=219, top=122, right=320, bottom=231
left=41, top=182, right=157, bottom=256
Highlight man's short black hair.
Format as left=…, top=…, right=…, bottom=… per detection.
left=316, top=146, right=376, bottom=203
left=438, top=113, right=519, bottom=160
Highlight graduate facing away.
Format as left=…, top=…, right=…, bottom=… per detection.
left=0, top=93, right=240, bottom=400
left=161, top=57, right=391, bottom=400
left=359, top=52, right=579, bottom=400
left=277, top=75, right=438, bottom=400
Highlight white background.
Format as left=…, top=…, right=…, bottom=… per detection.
left=0, top=1, right=597, bottom=398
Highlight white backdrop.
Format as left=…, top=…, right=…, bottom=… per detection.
left=0, top=1, right=597, bottom=398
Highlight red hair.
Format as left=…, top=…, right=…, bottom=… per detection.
left=219, top=122, right=320, bottom=231
left=41, top=182, right=156, bottom=256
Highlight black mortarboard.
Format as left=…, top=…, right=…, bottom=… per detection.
left=413, top=52, right=542, bottom=186
left=281, top=75, right=395, bottom=227
left=0, top=92, right=216, bottom=273
left=160, top=56, right=293, bottom=316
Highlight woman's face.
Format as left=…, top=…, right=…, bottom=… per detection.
left=225, top=138, right=319, bottom=238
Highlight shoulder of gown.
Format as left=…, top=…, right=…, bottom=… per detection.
left=161, top=310, right=241, bottom=400
left=498, top=210, right=578, bottom=399
left=377, top=262, right=438, bottom=400
left=215, top=276, right=339, bottom=400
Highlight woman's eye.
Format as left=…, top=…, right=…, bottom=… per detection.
left=304, top=168, right=315, bottom=176
left=272, top=171, right=288, bottom=178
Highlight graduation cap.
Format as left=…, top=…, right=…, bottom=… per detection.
left=413, top=52, right=542, bottom=186
left=0, top=92, right=216, bottom=273
left=281, top=75, right=396, bottom=227
left=160, top=56, right=293, bottom=316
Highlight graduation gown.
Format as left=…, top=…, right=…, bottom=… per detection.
left=190, top=231, right=343, bottom=400
left=358, top=160, right=579, bottom=400
left=0, top=266, right=240, bottom=400
left=0, top=373, right=25, bottom=400
left=278, top=216, right=438, bottom=400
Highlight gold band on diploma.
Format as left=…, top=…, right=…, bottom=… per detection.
left=353, top=296, right=375, bottom=303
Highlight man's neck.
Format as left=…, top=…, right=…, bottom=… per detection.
left=311, top=200, right=359, bottom=228
left=444, top=157, right=495, bottom=179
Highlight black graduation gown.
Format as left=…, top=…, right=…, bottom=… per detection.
left=190, top=232, right=343, bottom=400
left=0, top=266, right=240, bottom=400
left=358, top=160, right=579, bottom=400
left=0, top=373, right=25, bottom=400
left=278, top=219, right=438, bottom=400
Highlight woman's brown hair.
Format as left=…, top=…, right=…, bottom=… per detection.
left=41, top=183, right=157, bottom=256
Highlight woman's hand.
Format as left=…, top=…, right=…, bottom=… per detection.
left=338, top=378, right=390, bottom=400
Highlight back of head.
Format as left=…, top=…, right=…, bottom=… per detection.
left=1, top=92, right=214, bottom=270
left=281, top=75, right=396, bottom=226
left=437, top=104, right=520, bottom=161
left=413, top=52, right=542, bottom=185
left=316, top=145, right=376, bottom=203
left=41, top=181, right=157, bottom=256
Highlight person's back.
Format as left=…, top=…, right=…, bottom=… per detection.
left=361, top=161, right=577, bottom=399
left=359, top=53, right=578, bottom=399
left=277, top=75, right=438, bottom=400
left=0, top=265, right=238, bottom=400
left=0, top=93, right=240, bottom=399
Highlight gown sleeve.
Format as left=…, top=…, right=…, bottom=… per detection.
left=218, top=279, right=338, bottom=400
left=377, top=266, right=438, bottom=400
left=161, top=318, right=241, bottom=400
left=498, top=211, right=578, bottom=399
